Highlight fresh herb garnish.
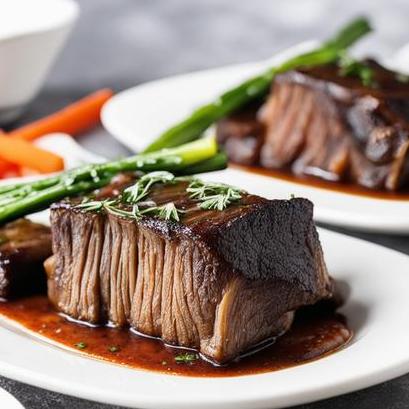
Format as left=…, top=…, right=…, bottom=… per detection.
left=337, top=52, right=376, bottom=87
left=396, top=72, right=409, bottom=83
left=174, top=352, right=199, bottom=364
left=75, top=199, right=106, bottom=212
left=123, top=171, right=175, bottom=204
left=140, top=202, right=182, bottom=222
left=76, top=171, right=182, bottom=222
left=104, top=202, right=141, bottom=219
left=187, top=179, right=243, bottom=211
left=75, top=341, right=87, bottom=350
left=76, top=172, right=243, bottom=217
left=108, top=345, right=120, bottom=353
left=76, top=197, right=182, bottom=222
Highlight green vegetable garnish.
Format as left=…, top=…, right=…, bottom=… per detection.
left=174, top=352, right=199, bottom=364
left=396, top=72, right=409, bottom=83
left=140, top=202, right=182, bottom=222
left=0, top=137, right=224, bottom=225
left=337, top=52, right=376, bottom=87
left=144, top=17, right=372, bottom=153
left=123, top=171, right=175, bottom=204
left=187, top=179, right=243, bottom=211
left=75, top=341, right=87, bottom=350
left=77, top=171, right=246, bottom=220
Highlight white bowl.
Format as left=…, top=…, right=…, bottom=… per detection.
left=0, top=0, right=79, bottom=124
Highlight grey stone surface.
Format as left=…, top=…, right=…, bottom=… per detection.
left=2, top=0, right=409, bottom=407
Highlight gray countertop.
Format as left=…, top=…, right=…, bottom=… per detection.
left=1, top=1, right=409, bottom=407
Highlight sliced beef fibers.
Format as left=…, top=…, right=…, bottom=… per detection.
left=46, top=179, right=332, bottom=364
left=217, top=60, right=409, bottom=191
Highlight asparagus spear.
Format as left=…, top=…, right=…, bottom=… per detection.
left=176, top=151, right=227, bottom=175
left=0, top=137, right=223, bottom=224
left=144, top=17, right=372, bottom=153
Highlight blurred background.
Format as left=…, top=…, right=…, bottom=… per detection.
left=48, top=0, right=409, bottom=92
left=15, top=0, right=407, bottom=160
left=17, top=0, right=409, bottom=158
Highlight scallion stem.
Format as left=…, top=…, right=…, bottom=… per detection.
left=144, top=17, right=372, bottom=152
left=0, top=137, right=225, bottom=224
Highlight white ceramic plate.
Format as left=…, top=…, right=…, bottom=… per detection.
left=101, top=43, right=409, bottom=234
left=1, top=218, right=409, bottom=408
left=0, top=388, right=23, bottom=409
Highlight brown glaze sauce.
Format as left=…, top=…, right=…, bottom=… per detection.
left=0, top=296, right=352, bottom=377
left=233, top=164, right=409, bottom=201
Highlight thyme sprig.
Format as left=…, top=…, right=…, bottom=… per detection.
left=123, top=171, right=175, bottom=204
left=76, top=171, right=183, bottom=221
left=337, top=52, right=376, bottom=87
left=105, top=202, right=142, bottom=219
left=140, top=202, right=183, bottom=222
left=75, top=341, right=87, bottom=350
left=186, top=179, right=244, bottom=211
left=76, top=172, right=244, bottom=220
left=75, top=199, right=107, bottom=212
left=396, top=72, right=409, bottom=83
left=76, top=198, right=182, bottom=222
left=174, top=352, right=199, bottom=364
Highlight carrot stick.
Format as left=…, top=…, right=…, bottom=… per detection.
left=0, top=160, right=15, bottom=174
left=18, top=167, right=40, bottom=177
left=8, top=89, right=113, bottom=141
left=0, top=129, right=17, bottom=177
left=0, top=161, right=19, bottom=179
left=0, top=135, right=64, bottom=173
left=0, top=164, right=20, bottom=178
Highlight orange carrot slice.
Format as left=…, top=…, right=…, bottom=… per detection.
left=18, top=167, right=41, bottom=177
left=0, top=162, right=19, bottom=179
left=9, top=89, right=113, bottom=141
left=0, top=129, right=17, bottom=178
left=0, top=135, right=64, bottom=173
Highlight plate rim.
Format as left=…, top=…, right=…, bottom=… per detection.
left=101, top=59, right=263, bottom=152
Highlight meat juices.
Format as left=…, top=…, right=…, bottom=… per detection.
left=46, top=178, right=333, bottom=364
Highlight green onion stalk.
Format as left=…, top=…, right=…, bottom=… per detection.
left=0, top=137, right=222, bottom=224
left=144, top=17, right=372, bottom=153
